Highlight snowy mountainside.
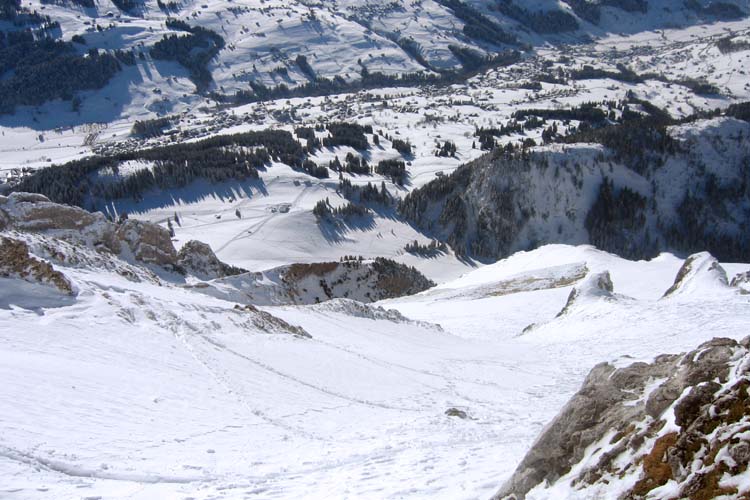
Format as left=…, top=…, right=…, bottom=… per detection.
left=0, top=0, right=747, bottom=128
left=2, top=1, right=750, bottom=497
left=400, top=114, right=750, bottom=263
left=2, top=195, right=750, bottom=498
left=4, top=11, right=750, bottom=282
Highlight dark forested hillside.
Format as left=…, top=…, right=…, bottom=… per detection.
left=400, top=107, right=750, bottom=262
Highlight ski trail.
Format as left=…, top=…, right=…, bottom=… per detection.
left=0, top=445, right=210, bottom=485
left=162, top=314, right=323, bottom=441
left=200, top=335, right=424, bottom=412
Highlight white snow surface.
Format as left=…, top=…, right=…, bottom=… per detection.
left=1, top=242, right=749, bottom=499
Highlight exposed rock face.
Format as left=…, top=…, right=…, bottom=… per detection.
left=494, top=337, right=750, bottom=500
left=233, top=304, right=310, bottom=338
left=0, top=236, right=74, bottom=295
left=0, top=193, right=187, bottom=270
left=0, top=192, right=117, bottom=250
left=731, top=270, right=750, bottom=293
left=662, top=252, right=730, bottom=298
left=556, top=270, right=614, bottom=316
left=190, top=258, right=436, bottom=306
left=279, top=258, right=435, bottom=303
left=115, top=219, right=177, bottom=268
left=177, top=240, right=246, bottom=280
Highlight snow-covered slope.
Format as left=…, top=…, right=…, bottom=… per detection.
left=0, top=0, right=747, bottom=137
left=2, top=197, right=750, bottom=499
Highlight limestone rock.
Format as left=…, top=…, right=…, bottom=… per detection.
left=0, top=236, right=74, bottom=295
left=115, top=219, right=177, bottom=268
left=177, top=240, right=246, bottom=280
left=493, top=337, right=748, bottom=500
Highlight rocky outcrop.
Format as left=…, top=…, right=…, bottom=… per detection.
left=177, top=240, right=246, bottom=280
left=190, top=258, right=436, bottom=306
left=115, top=219, right=177, bottom=268
left=0, top=193, right=184, bottom=271
left=556, top=270, right=614, bottom=316
left=233, top=304, right=311, bottom=338
left=0, top=192, right=118, bottom=251
left=731, top=270, right=750, bottom=293
left=0, top=236, right=74, bottom=295
left=662, top=252, right=730, bottom=298
left=494, top=337, right=750, bottom=500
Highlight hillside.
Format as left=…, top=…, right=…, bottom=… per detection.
left=2, top=1, right=750, bottom=498
left=400, top=112, right=750, bottom=262
left=2, top=195, right=750, bottom=498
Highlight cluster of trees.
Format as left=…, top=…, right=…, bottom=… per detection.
left=131, top=117, right=172, bottom=137
left=334, top=153, right=370, bottom=175
left=0, top=35, right=121, bottom=114
left=601, top=0, right=648, bottom=13
left=15, top=129, right=303, bottom=207
left=295, top=55, right=316, bottom=81
left=41, top=0, right=95, bottom=7
left=561, top=0, right=601, bottom=24
left=1, top=0, right=57, bottom=25
left=584, top=177, right=652, bottom=259
left=323, top=122, right=371, bottom=150
left=150, top=19, right=225, bottom=91
left=391, top=138, right=412, bottom=156
left=559, top=96, right=676, bottom=174
left=375, top=159, right=407, bottom=185
left=300, top=159, right=328, bottom=178
left=313, top=199, right=370, bottom=220
left=338, top=178, right=391, bottom=205
left=685, top=0, right=745, bottom=20
left=294, top=126, right=322, bottom=152
left=727, top=102, right=750, bottom=122
left=397, top=37, right=430, bottom=69
left=92, top=146, right=265, bottom=203
left=111, top=0, right=141, bottom=13
left=404, top=239, right=448, bottom=256
left=436, top=140, right=457, bottom=157
left=568, top=63, right=720, bottom=96
left=448, top=45, right=488, bottom=71
left=371, top=257, right=436, bottom=295
left=513, top=103, right=608, bottom=125
left=717, top=36, right=750, bottom=54
left=494, top=0, right=579, bottom=33
left=0, top=0, right=19, bottom=19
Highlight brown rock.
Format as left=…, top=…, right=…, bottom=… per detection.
left=115, top=219, right=177, bottom=267
left=0, top=236, right=74, bottom=295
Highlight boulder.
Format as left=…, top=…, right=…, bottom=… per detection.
left=177, top=240, right=246, bottom=280
left=115, top=219, right=177, bottom=268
